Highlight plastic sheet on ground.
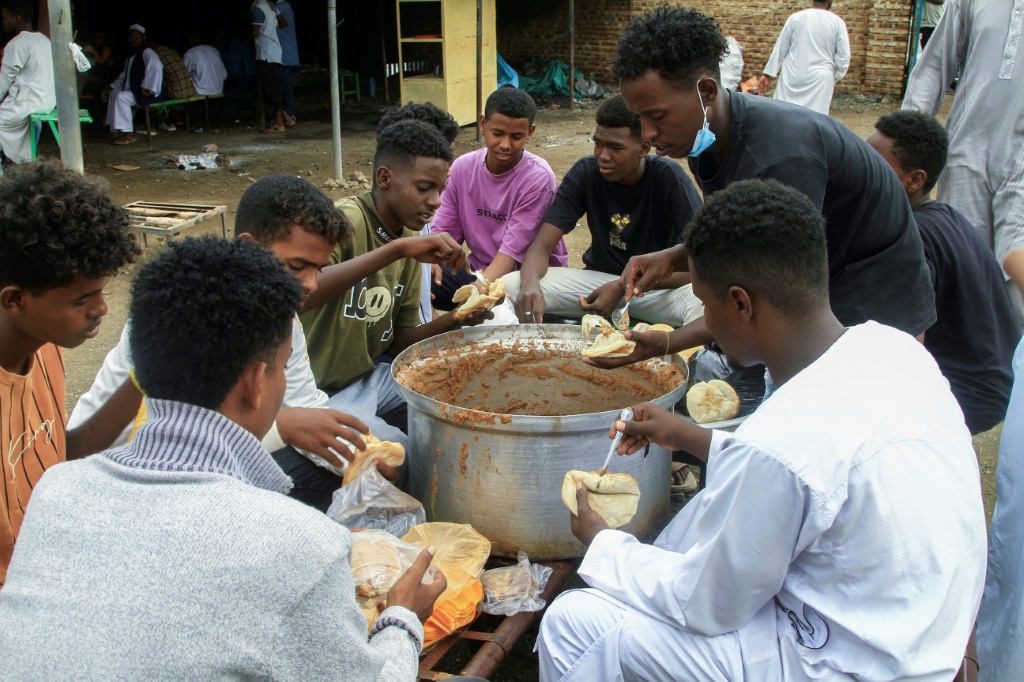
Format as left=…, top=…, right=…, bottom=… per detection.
left=480, top=551, right=552, bottom=616
left=327, top=467, right=425, bottom=538
left=518, top=59, right=584, bottom=99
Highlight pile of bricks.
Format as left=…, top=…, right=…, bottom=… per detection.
left=496, top=0, right=913, bottom=98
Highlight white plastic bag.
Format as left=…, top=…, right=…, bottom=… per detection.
left=327, top=467, right=425, bottom=538
left=479, top=551, right=552, bottom=616
left=349, top=529, right=437, bottom=630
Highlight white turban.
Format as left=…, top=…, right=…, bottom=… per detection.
left=128, top=24, right=146, bottom=34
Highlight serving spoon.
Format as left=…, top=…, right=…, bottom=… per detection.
left=597, top=407, right=635, bottom=475
left=611, top=298, right=632, bottom=330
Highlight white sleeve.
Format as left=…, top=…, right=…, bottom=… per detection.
left=762, top=19, right=793, bottom=77
left=903, top=0, right=965, bottom=114
left=142, top=48, right=163, bottom=94
left=0, top=38, right=23, bottom=101
left=67, top=323, right=135, bottom=447
left=834, top=21, right=851, bottom=80
left=283, top=316, right=329, bottom=409
left=578, top=432, right=829, bottom=637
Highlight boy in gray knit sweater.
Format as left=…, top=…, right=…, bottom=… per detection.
left=0, top=236, right=446, bottom=681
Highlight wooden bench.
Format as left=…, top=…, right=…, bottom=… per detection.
left=125, top=202, right=228, bottom=247
left=30, top=108, right=94, bottom=160
left=140, top=94, right=225, bottom=144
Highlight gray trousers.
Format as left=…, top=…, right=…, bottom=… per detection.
left=501, top=268, right=704, bottom=328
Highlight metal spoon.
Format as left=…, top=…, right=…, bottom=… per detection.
left=597, top=407, right=635, bottom=475
left=611, top=298, right=632, bottom=330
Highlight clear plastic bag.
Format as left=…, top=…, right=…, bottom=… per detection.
left=402, top=522, right=491, bottom=590
left=327, top=467, right=425, bottom=538
left=480, top=552, right=552, bottom=616
left=349, top=529, right=437, bottom=631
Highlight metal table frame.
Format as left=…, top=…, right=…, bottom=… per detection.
left=125, top=202, right=228, bottom=247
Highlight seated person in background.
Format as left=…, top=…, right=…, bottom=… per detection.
left=507, top=94, right=704, bottom=328
left=429, top=87, right=568, bottom=310
left=0, top=160, right=142, bottom=586
left=867, top=110, right=1020, bottom=435
left=374, top=101, right=461, bottom=324
left=183, top=30, right=228, bottom=97
left=71, top=174, right=463, bottom=512
left=0, top=236, right=447, bottom=679
left=0, top=0, right=54, bottom=164
left=538, top=179, right=986, bottom=680
left=300, top=121, right=487, bottom=486
left=102, top=24, right=163, bottom=144
left=148, top=40, right=196, bottom=131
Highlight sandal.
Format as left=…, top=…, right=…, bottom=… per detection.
left=113, top=134, right=138, bottom=145
left=259, top=126, right=285, bottom=133
left=670, top=462, right=698, bottom=493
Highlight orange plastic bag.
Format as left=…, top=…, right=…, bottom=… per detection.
left=403, top=523, right=491, bottom=646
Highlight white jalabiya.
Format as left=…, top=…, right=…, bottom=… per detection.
left=538, top=322, right=986, bottom=681
left=903, top=0, right=1024, bottom=279
left=763, top=8, right=850, bottom=115
left=977, top=337, right=1024, bottom=682
left=0, top=32, right=55, bottom=163
left=106, top=48, right=163, bottom=133
left=183, top=45, right=228, bottom=96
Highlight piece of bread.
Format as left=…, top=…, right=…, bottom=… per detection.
left=581, top=326, right=636, bottom=358
left=561, top=470, right=640, bottom=529
left=631, top=322, right=653, bottom=333
left=686, top=379, right=740, bottom=424
left=580, top=314, right=612, bottom=335
left=342, top=433, right=406, bottom=485
left=350, top=530, right=408, bottom=600
left=453, top=280, right=504, bottom=321
left=677, top=345, right=704, bottom=362
left=649, top=323, right=675, bottom=333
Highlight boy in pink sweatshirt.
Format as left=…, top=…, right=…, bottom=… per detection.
left=429, top=87, right=568, bottom=310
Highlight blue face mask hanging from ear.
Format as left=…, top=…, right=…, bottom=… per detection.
left=688, top=80, right=717, bottom=157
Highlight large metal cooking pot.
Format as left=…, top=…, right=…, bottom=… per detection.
left=391, top=324, right=687, bottom=560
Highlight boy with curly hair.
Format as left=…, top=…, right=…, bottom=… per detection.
left=0, top=160, right=141, bottom=585
left=593, top=6, right=936, bottom=369
left=428, top=87, right=569, bottom=312
left=539, top=179, right=985, bottom=681
left=0, top=236, right=445, bottom=678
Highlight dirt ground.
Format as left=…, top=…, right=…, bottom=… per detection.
left=51, top=84, right=998, bottom=678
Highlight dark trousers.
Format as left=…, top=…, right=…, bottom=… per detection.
left=271, top=445, right=342, bottom=513
left=255, top=59, right=283, bottom=112
left=430, top=268, right=478, bottom=311
left=278, top=66, right=295, bottom=118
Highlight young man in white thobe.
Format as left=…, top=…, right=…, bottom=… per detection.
left=903, top=0, right=1024, bottom=321
left=0, top=0, right=54, bottom=164
left=101, top=25, right=163, bottom=145
left=537, top=179, right=987, bottom=681
left=757, top=0, right=850, bottom=115
left=183, top=33, right=228, bottom=96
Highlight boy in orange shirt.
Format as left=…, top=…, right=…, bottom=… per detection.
left=0, top=160, right=142, bottom=584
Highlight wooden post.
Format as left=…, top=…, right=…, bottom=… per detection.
left=568, top=0, right=575, bottom=111
left=327, top=0, right=344, bottom=180
left=47, top=0, right=83, bottom=172
left=476, top=0, right=483, bottom=141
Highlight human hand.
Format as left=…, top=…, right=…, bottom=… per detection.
left=607, top=402, right=686, bottom=454
left=386, top=547, right=448, bottom=623
left=399, top=234, right=469, bottom=274
left=583, top=329, right=665, bottom=370
left=570, top=483, right=610, bottom=547
left=619, top=249, right=680, bottom=300
left=578, top=280, right=626, bottom=316
left=142, top=88, right=154, bottom=96
left=515, top=285, right=546, bottom=322
left=276, top=407, right=368, bottom=469
left=452, top=293, right=504, bottom=326
left=756, top=75, right=770, bottom=93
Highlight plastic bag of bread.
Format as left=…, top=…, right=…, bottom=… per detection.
left=402, top=522, right=491, bottom=591
left=452, top=279, right=505, bottom=321
left=561, top=470, right=640, bottom=528
left=327, top=467, right=425, bottom=538
left=480, top=551, right=553, bottom=616
left=341, top=433, right=405, bottom=486
left=349, top=529, right=438, bottom=631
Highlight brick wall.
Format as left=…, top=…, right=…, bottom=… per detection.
left=496, top=0, right=914, bottom=97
